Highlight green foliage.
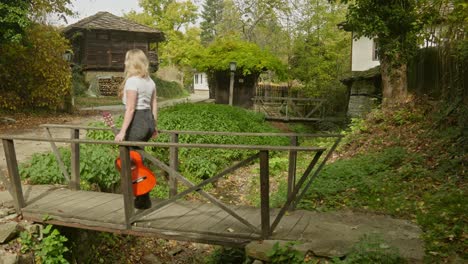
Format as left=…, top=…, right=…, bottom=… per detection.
left=0, top=23, right=71, bottom=111
left=19, top=224, right=69, bottom=264
left=200, top=0, right=224, bottom=44
left=91, top=103, right=288, bottom=187
left=334, top=235, right=406, bottom=263
left=290, top=1, right=350, bottom=112
left=191, top=38, right=286, bottom=78
left=126, top=0, right=201, bottom=68
left=300, top=102, right=467, bottom=261
left=205, top=247, right=246, bottom=264
left=152, top=103, right=288, bottom=183
left=0, top=0, right=30, bottom=43
left=71, top=64, right=87, bottom=96
left=340, top=0, right=432, bottom=67
left=19, top=144, right=120, bottom=192
left=152, top=74, right=188, bottom=99
left=267, top=241, right=306, bottom=264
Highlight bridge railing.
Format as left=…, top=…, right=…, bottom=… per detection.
left=253, top=96, right=327, bottom=121
left=1, top=124, right=341, bottom=239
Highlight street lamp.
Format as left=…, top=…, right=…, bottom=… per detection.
left=229, top=61, right=236, bottom=106
left=63, top=50, right=74, bottom=112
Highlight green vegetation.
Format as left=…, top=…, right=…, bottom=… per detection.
left=191, top=38, right=286, bottom=77
left=19, top=103, right=287, bottom=196
left=19, top=224, right=69, bottom=264
left=294, top=102, right=467, bottom=262
left=267, top=241, right=305, bottom=264
left=0, top=24, right=71, bottom=111
left=205, top=247, right=246, bottom=264
left=334, top=235, right=407, bottom=264
left=152, top=75, right=188, bottom=99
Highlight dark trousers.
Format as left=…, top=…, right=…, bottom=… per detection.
left=125, top=109, right=155, bottom=209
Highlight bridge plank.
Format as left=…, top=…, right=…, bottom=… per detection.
left=138, top=200, right=201, bottom=228
left=24, top=187, right=70, bottom=205
left=176, top=202, right=223, bottom=232
left=26, top=189, right=85, bottom=210
left=284, top=210, right=312, bottom=240
left=271, top=210, right=305, bottom=238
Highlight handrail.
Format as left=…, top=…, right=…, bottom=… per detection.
left=1, top=124, right=340, bottom=239
left=39, top=124, right=342, bottom=138
left=0, top=136, right=326, bottom=151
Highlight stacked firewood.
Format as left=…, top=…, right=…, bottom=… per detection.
left=98, top=76, right=124, bottom=96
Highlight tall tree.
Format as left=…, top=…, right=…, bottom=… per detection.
left=339, top=0, right=434, bottom=106
left=200, top=0, right=224, bottom=44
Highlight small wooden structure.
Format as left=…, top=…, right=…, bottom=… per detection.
left=1, top=125, right=342, bottom=245
left=209, top=71, right=258, bottom=108
left=63, top=12, right=164, bottom=71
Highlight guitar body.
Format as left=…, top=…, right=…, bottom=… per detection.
left=102, top=111, right=157, bottom=196
left=115, top=150, right=157, bottom=196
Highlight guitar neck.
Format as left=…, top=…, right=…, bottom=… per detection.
left=110, top=126, right=119, bottom=135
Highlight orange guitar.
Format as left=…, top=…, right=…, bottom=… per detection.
left=102, top=111, right=157, bottom=196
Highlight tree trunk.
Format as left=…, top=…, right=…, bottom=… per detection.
left=380, top=57, right=408, bottom=107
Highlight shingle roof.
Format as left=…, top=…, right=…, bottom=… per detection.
left=63, top=11, right=164, bottom=39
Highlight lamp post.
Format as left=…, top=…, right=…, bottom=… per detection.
left=229, top=61, right=236, bottom=106
left=63, top=50, right=74, bottom=112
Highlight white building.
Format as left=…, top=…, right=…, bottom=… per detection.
left=351, top=35, right=379, bottom=71
left=193, top=72, right=209, bottom=91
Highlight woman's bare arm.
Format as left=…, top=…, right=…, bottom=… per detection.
left=115, top=90, right=137, bottom=142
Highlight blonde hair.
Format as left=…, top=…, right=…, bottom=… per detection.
left=119, top=49, right=150, bottom=97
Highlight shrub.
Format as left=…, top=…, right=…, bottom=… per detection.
left=151, top=75, right=188, bottom=99
left=19, top=144, right=120, bottom=192
left=0, top=23, right=71, bottom=111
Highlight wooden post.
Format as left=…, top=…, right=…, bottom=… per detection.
left=259, top=150, right=270, bottom=238
left=229, top=71, right=235, bottom=106
left=2, top=139, right=25, bottom=213
left=119, top=146, right=134, bottom=229
left=45, top=128, right=70, bottom=182
left=287, top=136, right=298, bottom=205
left=169, top=133, right=179, bottom=197
left=70, top=129, right=80, bottom=190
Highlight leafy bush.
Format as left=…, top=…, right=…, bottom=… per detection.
left=205, top=247, right=246, bottom=264
left=150, top=103, right=289, bottom=183
left=0, top=23, right=71, bottom=111
left=71, top=64, right=88, bottom=96
left=20, top=144, right=120, bottom=192
left=19, top=224, right=70, bottom=264
left=267, top=241, right=305, bottom=264
left=151, top=75, right=188, bottom=99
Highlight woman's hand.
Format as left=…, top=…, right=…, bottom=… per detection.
left=115, top=131, right=126, bottom=142
left=151, top=129, right=158, bottom=139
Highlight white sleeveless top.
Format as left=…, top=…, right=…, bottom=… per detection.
left=123, top=76, right=156, bottom=110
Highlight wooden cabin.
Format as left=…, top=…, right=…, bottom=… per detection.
left=63, top=12, right=164, bottom=95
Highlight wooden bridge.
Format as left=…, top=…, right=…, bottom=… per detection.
left=1, top=124, right=341, bottom=246
left=253, top=96, right=327, bottom=122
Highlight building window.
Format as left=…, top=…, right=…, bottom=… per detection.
left=372, top=39, right=379, bottom=61
left=200, top=74, right=203, bottom=84
left=194, top=74, right=199, bottom=84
